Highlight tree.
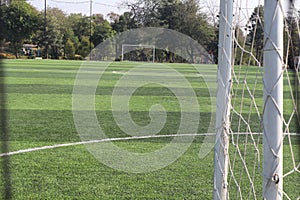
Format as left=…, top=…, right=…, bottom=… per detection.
left=285, top=12, right=300, bottom=69
left=47, top=8, right=67, bottom=59
left=111, top=12, right=136, bottom=33
left=107, top=12, right=120, bottom=23
left=92, top=20, right=115, bottom=47
left=1, top=0, right=40, bottom=57
left=78, top=36, right=94, bottom=58
left=62, top=25, right=78, bottom=58
left=233, top=25, right=251, bottom=65
left=33, top=7, right=66, bottom=59
left=159, top=0, right=215, bottom=62
left=65, top=38, right=75, bottom=59
left=0, top=5, right=5, bottom=42
left=69, top=13, right=92, bottom=41
left=247, top=6, right=264, bottom=64
left=204, top=0, right=219, bottom=29
left=158, top=0, right=181, bottom=29
left=93, top=13, right=105, bottom=24
left=124, top=0, right=163, bottom=27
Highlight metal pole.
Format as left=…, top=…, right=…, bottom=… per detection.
left=153, top=45, right=155, bottom=63
left=121, top=44, right=124, bottom=61
left=213, top=0, right=233, bottom=199
left=89, top=0, right=92, bottom=60
left=263, top=0, right=284, bottom=199
left=44, top=0, right=47, bottom=59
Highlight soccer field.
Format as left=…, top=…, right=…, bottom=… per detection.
left=0, top=59, right=299, bottom=199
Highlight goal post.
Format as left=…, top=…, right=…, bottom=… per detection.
left=213, top=0, right=233, bottom=199
left=214, top=0, right=299, bottom=199
left=263, top=0, right=284, bottom=198
left=121, top=44, right=155, bottom=62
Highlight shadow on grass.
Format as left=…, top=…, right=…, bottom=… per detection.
left=0, top=59, right=12, bottom=199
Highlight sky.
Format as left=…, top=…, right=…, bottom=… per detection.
left=27, top=0, right=300, bottom=19
left=27, top=0, right=128, bottom=17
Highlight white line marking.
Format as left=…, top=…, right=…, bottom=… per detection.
left=0, top=134, right=211, bottom=157
left=0, top=132, right=298, bottom=157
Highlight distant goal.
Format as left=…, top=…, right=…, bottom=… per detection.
left=121, top=44, right=155, bottom=62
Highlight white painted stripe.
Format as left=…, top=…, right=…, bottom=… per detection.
left=0, top=134, right=208, bottom=157
left=0, top=132, right=298, bottom=157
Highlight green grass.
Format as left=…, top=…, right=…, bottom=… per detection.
left=0, top=59, right=299, bottom=199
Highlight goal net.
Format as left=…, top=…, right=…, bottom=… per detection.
left=214, top=0, right=300, bottom=199
left=121, top=44, right=155, bottom=62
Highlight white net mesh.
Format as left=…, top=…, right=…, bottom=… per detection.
left=215, top=0, right=300, bottom=199
left=121, top=44, right=155, bottom=62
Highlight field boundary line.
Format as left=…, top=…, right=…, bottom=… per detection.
left=0, top=133, right=298, bottom=157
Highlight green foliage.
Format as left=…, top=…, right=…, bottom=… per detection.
left=64, top=39, right=75, bottom=59
left=1, top=0, right=40, bottom=57
left=111, top=12, right=136, bottom=32
left=1, top=0, right=298, bottom=64
left=121, top=0, right=216, bottom=62
left=247, top=5, right=264, bottom=64
left=124, top=0, right=162, bottom=27
left=69, top=14, right=92, bottom=42
left=32, top=8, right=71, bottom=59
left=91, top=16, right=116, bottom=47
left=233, top=26, right=253, bottom=65
left=285, top=14, right=300, bottom=69
left=78, top=36, right=94, bottom=58
left=0, top=6, right=5, bottom=41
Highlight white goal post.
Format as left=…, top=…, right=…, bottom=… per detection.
left=214, top=0, right=299, bottom=199
left=121, top=44, right=155, bottom=62
left=213, top=0, right=232, bottom=199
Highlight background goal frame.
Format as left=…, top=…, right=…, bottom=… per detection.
left=121, top=44, right=156, bottom=63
